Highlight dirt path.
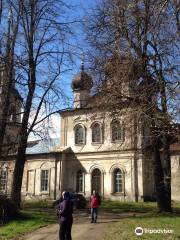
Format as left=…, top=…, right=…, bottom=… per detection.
left=16, top=210, right=138, bottom=240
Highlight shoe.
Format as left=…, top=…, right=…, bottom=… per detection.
left=91, top=220, right=94, bottom=223
left=94, top=220, right=96, bottom=223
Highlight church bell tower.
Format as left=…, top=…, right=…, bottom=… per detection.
left=71, top=56, right=93, bottom=108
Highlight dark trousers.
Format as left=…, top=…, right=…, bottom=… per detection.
left=59, top=219, right=73, bottom=240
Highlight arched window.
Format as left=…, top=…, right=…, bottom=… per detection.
left=76, top=170, right=83, bottom=192
left=75, top=125, right=85, bottom=145
left=92, top=122, right=102, bottom=143
left=114, top=168, right=123, bottom=193
left=111, top=120, right=124, bottom=142
left=91, top=168, right=101, bottom=194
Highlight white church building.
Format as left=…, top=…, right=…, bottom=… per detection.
left=0, top=62, right=180, bottom=202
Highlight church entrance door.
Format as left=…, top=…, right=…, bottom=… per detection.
left=91, top=168, right=101, bottom=194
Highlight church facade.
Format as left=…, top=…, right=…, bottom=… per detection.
left=0, top=63, right=180, bottom=202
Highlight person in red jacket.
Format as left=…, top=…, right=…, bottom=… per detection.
left=90, top=190, right=101, bottom=223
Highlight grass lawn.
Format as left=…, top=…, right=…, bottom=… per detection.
left=102, top=201, right=180, bottom=240
left=101, top=200, right=156, bottom=213
left=0, top=200, right=180, bottom=240
left=0, top=201, right=56, bottom=240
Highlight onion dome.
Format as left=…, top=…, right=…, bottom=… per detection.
left=72, top=59, right=93, bottom=91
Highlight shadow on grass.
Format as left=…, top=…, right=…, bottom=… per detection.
left=0, top=200, right=57, bottom=228
left=5, top=200, right=180, bottom=225
left=101, top=201, right=155, bottom=213
left=22, top=200, right=54, bottom=210
left=5, top=210, right=56, bottom=226
left=100, top=200, right=180, bottom=218
left=95, top=220, right=121, bottom=224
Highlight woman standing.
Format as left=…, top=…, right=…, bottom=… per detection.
left=90, top=190, right=101, bottom=223
left=57, top=191, right=73, bottom=240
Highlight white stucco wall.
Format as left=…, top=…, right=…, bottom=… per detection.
left=21, top=156, right=57, bottom=200
left=171, top=154, right=180, bottom=201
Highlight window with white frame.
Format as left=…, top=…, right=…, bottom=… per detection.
left=76, top=170, right=83, bottom=192
left=74, top=124, right=85, bottom=145
left=114, top=168, right=123, bottom=193
left=41, top=170, right=49, bottom=192
left=111, top=120, right=124, bottom=142
left=0, top=169, right=7, bottom=192
left=92, top=122, right=102, bottom=143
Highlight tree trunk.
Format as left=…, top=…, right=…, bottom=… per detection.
left=0, top=71, right=13, bottom=156
left=11, top=134, right=28, bottom=212
left=161, top=134, right=172, bottom=212
left=0, top=3, right=20, bottom=157
left=153, top=141, right=172, bottom=212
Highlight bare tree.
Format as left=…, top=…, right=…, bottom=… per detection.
left=0, top=0, right=3, bottom=23
left=172, top=0, right=180, bottom=35
left=8, top=0, right=74, bottom=211
left=0, top=1, right=21, bottom=158
left=85, top=0, right=179, bottom=212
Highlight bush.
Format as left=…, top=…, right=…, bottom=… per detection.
left=0, top=194, right=17, bottom=225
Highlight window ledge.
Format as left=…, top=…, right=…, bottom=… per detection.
left=75, top=144, right=85, bottom=146
left=91, top=142, right=103, bottom=145
left=111, top=192, right=126, bottom=196
left=40, top=192, right=49, bottom=195
left=111, top=140, right=125, bottom=143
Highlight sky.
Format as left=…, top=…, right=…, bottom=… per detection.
left=29, top=0, right=95, bottom=141
left=54, top=0, right=95, bottom=99
left=49, top=0, right=100, bottom=140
